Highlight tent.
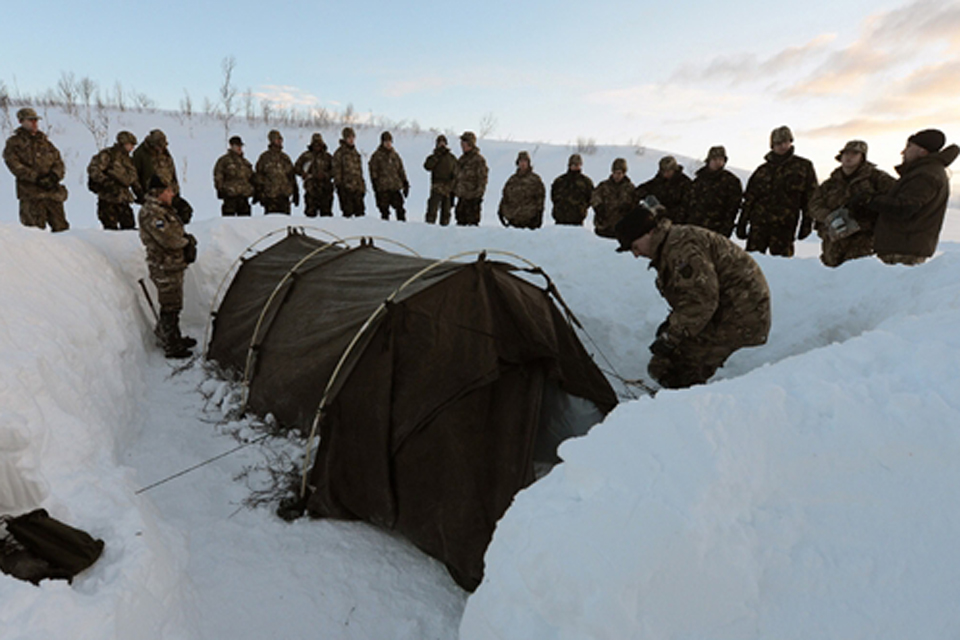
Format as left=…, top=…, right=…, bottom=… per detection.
left=206, top=229, right=617, bottom=590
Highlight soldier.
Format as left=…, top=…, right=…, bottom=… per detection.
left=332, top=127, right=366, bottom=217
left=497, top=151, right=545, bottom=229
left=138, top=175, right=198, bottom=359
left=213, top=136, right=255, bottom=216
left=254, top=130, right=298, bottom=215
left=635, top=156, right=692, bottom=223
left=3, top=107, right=69, bottom=232
left=133, top=129, right=192, bottom=225
left=453, top=131, right=488, bottom=226
left=857, top=129, right=958, bottom=266
left=615, top=202, right=771, bottom=389
left=808, top=140, right=896, bottom=267
left=590, top=158, right=635, bottom=238
left=87, top=131, right=140, bottom=230
left=685, top=146, right=743, bottom=237
left=294, top=133, right=334, bottom=217
left=550, top=153, right=594, bottom=226
left=736, top=126, right=818, bottom=257
left=423, top=134, right=457, bottom=225
left=369, top=131, right=409, bottom=221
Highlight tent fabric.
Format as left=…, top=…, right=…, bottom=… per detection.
left=207, top=230, right=618, bottom=590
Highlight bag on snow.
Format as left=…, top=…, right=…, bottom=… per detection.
left=0, top=509, right=104, bottom=584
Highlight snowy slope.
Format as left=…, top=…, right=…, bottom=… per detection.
left=1, top=107, right=959, bottom=639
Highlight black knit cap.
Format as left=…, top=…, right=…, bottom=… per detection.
left=229, top=135, right=244, bottom=146
left=908, top=129, right=945, bottom=153
left=614, top=205, right=657, bottom=252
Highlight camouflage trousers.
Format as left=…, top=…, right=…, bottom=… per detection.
left=648, top=320, right=765, bottom=389
left=19, top=199, right=69, bottom=232
left=148, top=265, right=185, bottom=313
left=97, top=201, right=135, bottom=230
left=221, top=196, right=251, bottom=216
left=375, top=189, right=406, bottom=221
left=746, top=222, right=795, bottom=257
left=878, top=253, right=927, bottom=266
left=261, top=197, right=290, bottom=215
left=304, top=183, right=334, bottom=217
left=426, top=192, right=452, bottom=225
left=455, top=198, right=482, bottom=226
left=337, top=187, right=365, bottom=217
left=819, top=229, right=874, bottom=268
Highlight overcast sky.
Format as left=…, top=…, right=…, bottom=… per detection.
left=2, top=0, right=959, bottom=180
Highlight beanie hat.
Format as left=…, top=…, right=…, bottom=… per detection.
left=147, top=129, right=168, bottom=148
left=907, top=129, right=946, bottom=153
left=436, top=134, right=448, bottom=146
left=835, top=140, right=868, bottom=162
left=268, top=129, right=283, bottom=144
left=310, top=133, right=324, bottom=147
left=229, top=135, right=244, bottom=147
left=380, top=131, right=393, bottom=143
left=116, top=131, right=137, bottom=146
left=614, top=204, right=658, bottom=252
left=516, top=150, right=531, bottom=166
left=568, top=153, right=583, bottom=168
left=770, top=126, right=793, bottom=147
left=658, top=156, right=681, bottom=173
left=460, top=131, right=477, bottom=146
left=706, top=146, right=727, bottom=162
left=342, top=127, right=356, bottom=140
left=612, top=157, right=628, bottom=173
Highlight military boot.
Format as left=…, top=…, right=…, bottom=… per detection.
left=158, top=311, right=192, bottom=359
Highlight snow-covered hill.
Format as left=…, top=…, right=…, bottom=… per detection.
left=2, top=108, right=959, bottom=639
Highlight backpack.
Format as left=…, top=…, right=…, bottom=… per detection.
left=0, top=509, right=104, bottom=584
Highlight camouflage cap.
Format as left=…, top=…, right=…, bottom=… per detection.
left=658, top=156, right=681, bottom=173
left=147, top=129, right=168, bottom=147
left=614, top=205, right=657, bottom=252
left=229, top=135, right=244, bottom=147
left=612, top=157, right=628, bottom=173
left=310, top=132, right=324, bottom=146
left=770, top=125, right=793, bottom=147
left=342, top=127, right=356, bottom=140
left=380, top=131, right=393, bottom=143
left=460, top=131, right=477, bottom=146
left=16, top=107, right=40, bottom=121
left=706, top=146, right=727, bottom=162
left=516, top=150, right=531, bottom=166
left=116, top=131, right=137, bottom=146
left=436, top=134, right=448, bottom=146
left=268, top=129, right=283, bottom=143
left=568, top=153, right=583, bottom=168
left=835, top=139, right=868, bottom=162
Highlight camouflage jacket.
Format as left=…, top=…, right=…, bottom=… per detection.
left=686, top=166, right=743, bottom=237
left=498, top=168, right=545, bottom=228
left=453, top=147, right=488, bottom=200
left=550, top=170, right=594, bottom=224
left=591, top=175, right=636, bottom=237
left=332, top=141, right=366, bottom=193
left=133, top=142, right=179, bottom=200
left=424, top=146, right=457, bottom=195
left=88, top=143, right=139, bottom=204
left=214, top=149, right=255, bottom=198
left=869, top=144, right=959, bottom=258
left=808, top=161, right=896, bottom=232
left=3, top=127, right=68, bottom=202
left=369, top=145, right=408, bottom=192
left=255, top=147, right=297, bottom=199
left=294, top=145, right=334, bottom=190
left=635, top=172, right=692, bottom=223
left=740, top=148, right=817, bottom=235
left=649, top=219, right=770, bottom=348
left=138, top=195, right=189, bottom=272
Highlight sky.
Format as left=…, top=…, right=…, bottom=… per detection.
left=2, top=0, right=960, bottom=181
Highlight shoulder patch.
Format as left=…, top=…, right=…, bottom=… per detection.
left=155, top=219, right=165, bottom=230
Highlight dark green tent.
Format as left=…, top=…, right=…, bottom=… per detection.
left=207, top=230, right=617, bottom=590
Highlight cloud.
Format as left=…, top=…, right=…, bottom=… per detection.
left=669, top=34, right=835, bottom=85
left=801, top=107, right=960, bottom=139
left=586, top=83, right=750, bottom=119
left=781, top=43, right=893, bottom=97
left=251, top=85, right=323, bottom=108
left=383, top=76, right=452, bottom=98
left=864, top=61, right=960, bottom=115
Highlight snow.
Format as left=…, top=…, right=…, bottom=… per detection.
left=1, top=107, right=959, bottom=639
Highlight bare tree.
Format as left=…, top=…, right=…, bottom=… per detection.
left=77, top=76, right=98, bottom=108
left=219, top=55, right=238, bottom=141
left=179, top=89, right=193, bottom=121
left=113, top=81, right=126, bottom=111
left=244, top=87, right=256, bottom=125
left=478, top=112, right=497, bottom=139
left=261, top=98, right=273, bottom=125
left=133, top=91, right=155, bottom=112
left=575, top=137, right=598, bottom=155
left=56, top=72, right=78, bottom=114
left=0, top=81, right=11, bottom=135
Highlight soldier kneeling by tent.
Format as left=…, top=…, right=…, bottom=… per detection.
left=616, top=199, right=771, bottom=389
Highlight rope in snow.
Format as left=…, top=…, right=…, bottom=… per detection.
left=134, top=433, right=270, bottom=495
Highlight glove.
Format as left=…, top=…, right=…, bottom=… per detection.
left=217, top=189, right=226, bottom=200
left=173, top=195, right=193, bottom=224
left=36, top=173, right=59, bottom=191
left=292, top=189, right=300, bottom=207
left=402, top=182, right=410, bottom=198
left=183, top=234, right=198, bottom=264
left=655, top=320, right=670, bottom=338
left=797, top=215, right=813, bottom=240
left=735, top=216, right=748, bottom=240
left=649, top=335, right=677, bottom=359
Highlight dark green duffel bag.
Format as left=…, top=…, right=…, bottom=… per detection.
left=2, top=509, right=104, bottom=583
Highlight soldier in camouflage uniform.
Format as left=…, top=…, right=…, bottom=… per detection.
left=138, top=176, right=197, bottom=359
left=87, top=131, right=140, bottom=230
left=213, top=136, right=255, bottom=216
left=332, top=127, right=366, bottom=217
left=133, top=129, right=193, bottom=225
left=808, top=140, right=896, bottom=267
left=3, top=108, right=69, bottom=232
left=423, top=134, right=457, bottom=225
left=369, top=131, right=410, bottom=221
left=634, top=156, right=692, bottom=223
left=615, top=204, right=771, bottom=389
left=550, top=154, right=594, bottom=226
left=498, top=151, right=546, bottom=229
left=736, top=126, right=818, bottom=257
left=453, top=131, right=488, bottom=226
left=294, top=133, right=334, bottom=217
left=686, top=146, right=743, bottom=237
left=254, top=130, right=299, bottom=215
left=591, top=158, right=635, bottom=238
